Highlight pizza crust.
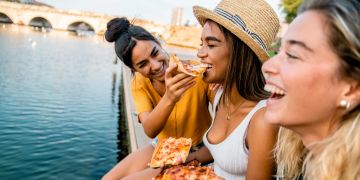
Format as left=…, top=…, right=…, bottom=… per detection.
left=169, top=54, right=206, bottom=77
left=154, top=160, right=224, bottom=180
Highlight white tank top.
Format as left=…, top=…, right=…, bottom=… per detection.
left=203, top=89, right=267, bottom=179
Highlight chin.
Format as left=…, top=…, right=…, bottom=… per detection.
left=202, top=74, right=218, bottom=84
left=264, top=111, right=282, bottom=125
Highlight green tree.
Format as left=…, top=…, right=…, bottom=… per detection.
left=281, top=0, right=303, bottom=23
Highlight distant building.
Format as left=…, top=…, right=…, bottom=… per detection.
left=171, top=7, right=183, bottom=26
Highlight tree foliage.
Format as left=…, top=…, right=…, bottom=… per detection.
left=281, top=0, right=303, bottom=23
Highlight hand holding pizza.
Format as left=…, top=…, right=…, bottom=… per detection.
left=163, top=63, right=196, bottom=104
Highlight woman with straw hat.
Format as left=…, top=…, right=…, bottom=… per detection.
left=186, top=0, right=280, bottom=179
left=262, top=0, right=360, bottom=179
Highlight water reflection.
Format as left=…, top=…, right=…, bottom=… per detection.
left=110, top=68, right=130, bottom=162
left=0, top=23, right=125, bottom=179
left=117, top=73, right=130, bottom=162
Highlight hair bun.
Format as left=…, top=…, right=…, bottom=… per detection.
left=105, top=17, right=130, bottom=42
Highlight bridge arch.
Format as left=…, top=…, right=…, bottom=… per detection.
left=29, top=17, right=52, bottom=28
left=67, top=21, right=95, bottom=36
left=0, top=12, right=13, bottom=24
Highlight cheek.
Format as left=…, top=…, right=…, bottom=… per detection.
left=134, top=67, right=150, bottom=76
left=215, top=52, right=229, bottom=72
left=283, top=69, right=340, bottom=124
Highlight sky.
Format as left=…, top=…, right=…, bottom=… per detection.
left=40, top=0, right=283, bottom=25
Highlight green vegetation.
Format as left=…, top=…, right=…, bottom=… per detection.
left=267, top=38, right=281, bottom=57
left=280, top=0, right=303, bottom=23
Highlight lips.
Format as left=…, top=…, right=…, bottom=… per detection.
left=201, top=63, right=213, bottom=72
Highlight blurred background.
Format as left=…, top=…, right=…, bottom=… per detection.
left=0, top=0, right=301, bottom=179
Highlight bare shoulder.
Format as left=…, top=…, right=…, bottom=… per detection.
left=247, top=107, right=278, bottom=146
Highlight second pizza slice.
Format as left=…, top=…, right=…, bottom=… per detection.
left=149, top=137, right=192, bottom=168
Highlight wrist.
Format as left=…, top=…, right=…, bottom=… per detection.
left=163, top=92, right=177, bottom=106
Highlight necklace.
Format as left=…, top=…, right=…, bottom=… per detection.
left=226, top=97, right=246, bottom=121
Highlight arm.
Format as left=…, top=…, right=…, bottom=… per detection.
left=186, top=146, right=213, bottom=164
left=246, top=108, right=278, bottom=180
left=139, top=64, right=196, bottom=138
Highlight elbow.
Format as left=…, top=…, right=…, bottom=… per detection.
left=145, top=132, right=157, bottom=139
left=144, top=129, right=158, bottom=139
left=141, top=120, right=162, bottom=138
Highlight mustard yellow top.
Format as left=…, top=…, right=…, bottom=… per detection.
left=130, top=73, right=213, bottom=146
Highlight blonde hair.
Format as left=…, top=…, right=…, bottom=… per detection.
left=275, top=0, right=360, bottom=179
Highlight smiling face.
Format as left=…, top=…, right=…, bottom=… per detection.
left=131, top=40, right=169, bottom=82
left=262, top=11, right=349, bottom=136
left=197, top=20, right=231, bottom=84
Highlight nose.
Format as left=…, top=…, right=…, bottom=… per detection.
left=150, top=59, right=162, bottom=71
left=262, top=54, right=280, bottom=79
left=197, top=46, right=207, bottom=60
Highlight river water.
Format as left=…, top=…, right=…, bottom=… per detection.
left=0, top=24, right=126, bottom=179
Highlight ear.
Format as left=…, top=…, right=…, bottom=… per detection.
left=341, top=80, right=360, bottom=110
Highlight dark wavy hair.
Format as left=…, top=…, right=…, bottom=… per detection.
left=212, top=20, right=269, bottom=102
left=104, top=17, right=160, bottom=69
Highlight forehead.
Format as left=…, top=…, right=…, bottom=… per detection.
left=132, top=40, right=158, bottom=62
left=201, top=21, right=226, bottom=40
left=283, top=11, right=329, bottom=50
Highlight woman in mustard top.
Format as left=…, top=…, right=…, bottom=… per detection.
left=102, top=17, right=213, bottom=179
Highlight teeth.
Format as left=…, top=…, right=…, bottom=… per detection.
left=200, top=63, right=212, bottom=68
left=264, top=84, right=285, bottom=95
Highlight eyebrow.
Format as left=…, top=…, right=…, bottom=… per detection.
left=287, top=40, right=314, bottom=52
left=150, top=46, right=158, bottom=57
left=204, top=36, right=221, bottom=42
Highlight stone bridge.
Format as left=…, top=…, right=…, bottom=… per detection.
left=0, top=1, right=169, bottom=36
left=0, top=1, right=202, bottom=48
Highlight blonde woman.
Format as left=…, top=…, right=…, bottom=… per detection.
left=262, top=0, right=360, bottom=179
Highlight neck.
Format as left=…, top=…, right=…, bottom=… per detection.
left=227, top=85, right=245, bottom=106
left=294, top=119, right=341, bottom=150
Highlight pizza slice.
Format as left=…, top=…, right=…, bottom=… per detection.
left=156, top=165, right=224, bottom=180
left=149, top=137, right=192, bottom=168
left=169, top=54, right=207, bottom=77
left=154, top=160, right=201, bottom=180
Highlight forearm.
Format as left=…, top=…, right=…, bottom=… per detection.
left=141, top=94, right=176, bottom=138
left=188, top=146, right=213, bottom=164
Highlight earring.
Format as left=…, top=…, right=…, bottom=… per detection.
left=340, top=100, right=351, bottom=109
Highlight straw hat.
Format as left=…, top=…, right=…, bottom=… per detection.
left=193, top=0, right=279, bottom=61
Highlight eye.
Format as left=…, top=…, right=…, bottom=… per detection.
left=138, top=61, right=148, bottom=68
left=285, top=52, right=299, bottom=60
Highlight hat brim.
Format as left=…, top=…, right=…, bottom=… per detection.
left=193, top=6, right=269, bottom=62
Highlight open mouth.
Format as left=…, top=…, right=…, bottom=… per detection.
left=200, top=63, right=213, bottom=71
left=264, top=84, right=285, bottom=99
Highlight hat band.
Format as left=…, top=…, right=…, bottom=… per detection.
left=214, top=7, right=267, bottom=50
